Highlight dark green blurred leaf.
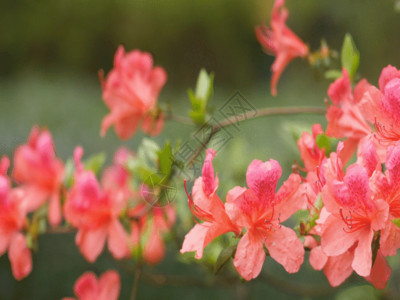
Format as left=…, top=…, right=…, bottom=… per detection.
left=324, top=69, right=342, bottom=80
left=341, top=33, right=360, bottom=79
left=214, top=245, right=236, bottom=274
left=335, top=285, right=378, bottom=300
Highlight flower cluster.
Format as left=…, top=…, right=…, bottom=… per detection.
left=181, top=149, right=305, bottom=280
left=182, top=64, right=400, bottom=288
left=0, top=126, right=176, bottom=281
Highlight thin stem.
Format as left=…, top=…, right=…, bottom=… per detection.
left=215, top=106, right=326, bottom=130
left=186, top=106, right=326, bottom=167
left=164, top=111, right=193, bottom=125
left=130, top=263, right=142, bottom=300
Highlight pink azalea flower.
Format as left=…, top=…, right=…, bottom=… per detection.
left=129, top=197, right=176, bottom=265
left=64, top=147, right=129, bottom=262
left=297, top=124, right=327, bottom=207
left=320, top=145, right=389, bottom=278
left=100, top=46, right=167, bottom=140
left=225, top=159, right=304, bottom=280
left=13, top=126, right=64, bottom=226
left=372, top=141, right=400, bottom=257
left=325, top=69, right=373, bottom=163
left=0, top=156, right=32, bottom=280
left=63, top=270, right=120, bottom=300
left=181, top=149, right=241, bottom=259
left=101, top=147, right=138, bottom=206
left=137, top=205, right=176, bottom=265
left=358, top=65, right=400, bottom=159
left=255, top=0, right=309, bottom=96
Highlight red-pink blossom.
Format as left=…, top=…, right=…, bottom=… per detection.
left=0, top=156, right=32, bottom=280
left=320, top=145, right=389, bottom=278
left=13, top=126, right=64, bottom=226
left=358, top=65, right=400, bottom=160
left=297, top=124, right=327, bottom=208
left=63, top=270, right=120, bottom=300
left=64, top=147, right=129, bottom=262
left=225, top=159, right=304, bottom=280
left=325, top=69, right=373, bottom=163
left=255, top=0, right=309, bottom=96
left=181, top=149, right=240, bottom=259
left=100, top=46, right=167, bottom=140
left=129, top=200, right=176, bottom=265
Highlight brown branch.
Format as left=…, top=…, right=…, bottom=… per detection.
left=186, top=106, right=326, bottom=167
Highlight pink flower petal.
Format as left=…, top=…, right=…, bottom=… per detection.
left=74, top=272, right=98, bottom=300
left=246, top=159, right=282, bottom=204
left=309, top=246, right=327, bottom=271
left=9, top=233, right=32, bottom=280
left=233, top=231, right=266, bottom=281
left=76, top=227, right=107, bottom=263
left=323, top=251, right=354, bottom=287
left=264, top=225, right=304, bottom=273
left=364, top=250, right=391, bottom=289
left=107, top=220, right=129, bottom=259
left=98, top=270, right=121, bottom=300
left=352, top=228, right=374, bottom=277
left=321, top=215, right=356, bottom=256
left=274, top=173, right=302, bottom=222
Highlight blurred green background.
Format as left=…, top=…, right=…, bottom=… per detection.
left=1, top=0, right=400, bottom=299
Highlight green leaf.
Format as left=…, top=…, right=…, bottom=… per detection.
left=195, top=69, right=214, bottom=102
left=316, top=134, right=338, bottom=156
left=63, top=158, right=75, bottom=188
left=341, top=33, right=360, bottom=79
left=392, top=218, right=400, bottom=228
left=324, top=69, right=342, bottom=80
left=214, top=245, right=237, bottom=274
left=84, top=152, right=106, bottom=175
left=188, top=69, right=214, bottom=125
left=157, top=142, right=173, bottom=177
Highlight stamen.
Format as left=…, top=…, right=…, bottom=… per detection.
left=184, top=180, right=214, bottom=223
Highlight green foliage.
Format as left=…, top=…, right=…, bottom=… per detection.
left=157, top=141, right=173, bottom=178
left=316, top=133, right=338, bottom=156
left=84, top=152, right=106, bottom=175
left=335, top=285, right=379, bottom=300
left=324, top=69, right=342, bottom=80
left=214, top=245, right=237, bottom=274
left=392, top=218, right=400, bottom=228
left=341, top=33, right=360, bottom=80
left=188, top=69, right=214, bottom=124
